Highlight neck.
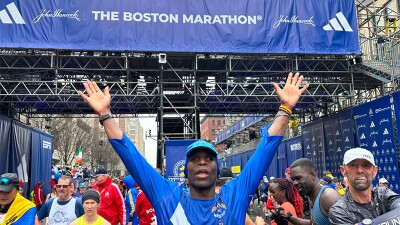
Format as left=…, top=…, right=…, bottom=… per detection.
left=309, top=183, right=322, bottom=202
left=83, top=214, right=99, bottom=224
left=190, top=186, right=216, bottom=199
left=348, top=186, right=372, bottom=204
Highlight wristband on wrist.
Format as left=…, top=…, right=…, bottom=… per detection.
left=279, top=104, right=293, bottom=116
left=99, top=113, right=112, bottom=125
left=275, top=112, right=291, bottom=120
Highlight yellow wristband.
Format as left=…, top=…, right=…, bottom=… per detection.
left=279, top=104, right=293, bottom=115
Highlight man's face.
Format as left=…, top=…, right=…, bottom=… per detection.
left=290, top=166, right=314, bottom=196
left=187, top=149, right=217, bottom=191
left=56, top=179, right=72, bottom=201
left=340, top=159, right=377, bottom=191
left=0, top=188, right=17, bottom=206
left=94, top=175, right=107, bottom=185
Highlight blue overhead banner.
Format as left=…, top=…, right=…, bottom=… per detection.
left=323, top=109, right=355, bottom=177
left=0, top=0, right=359, bottom=54
left=302, top=121, right=325, bottom=176
left=352, top=96, right=400, bottom=191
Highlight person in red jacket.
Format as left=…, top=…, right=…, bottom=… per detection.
left=92, top=167, right=126, bottom=225
left=136, top=185, right=157, bottom=225
left=33, top=181, right=45, bottom=211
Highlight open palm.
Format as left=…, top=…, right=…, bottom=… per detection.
left=272, top=72, right=309, bottom=109
left=78, top=81, right=111, bottom=115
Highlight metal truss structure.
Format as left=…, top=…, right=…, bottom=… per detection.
left=0, top=0, right=399, bottom=167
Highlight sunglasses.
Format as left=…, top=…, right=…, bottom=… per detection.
left=56, top=184, right=70, bottom=189
left=0, top=177, right=13, bottom=186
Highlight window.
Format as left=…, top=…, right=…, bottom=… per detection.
left=217, top=120, right=221, bottom=125
left=212, top=120, right=215, bottom=125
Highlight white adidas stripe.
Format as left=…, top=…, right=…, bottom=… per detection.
left=323, top=11, right=353, bottom=32
left=336, top=12, right=353, bottom=32
left=7, top=2, right=25, bottom=24
left=0, top=2, right=25, bottom=24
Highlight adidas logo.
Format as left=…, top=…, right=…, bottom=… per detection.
left=0, top=2, right=25, bottom=24
left=323, top=12, right=353, bottom=32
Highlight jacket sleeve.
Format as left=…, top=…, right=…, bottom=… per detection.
left=113, top=184, right=126, bottom=225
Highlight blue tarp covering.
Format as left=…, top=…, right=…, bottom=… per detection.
left=0, top=115, right=12, bottom=175
left=0, top=0, right=359, bottom=53
left=354, top=96, right=400, bottom=191
left=0, top=115, right=53, bottom=197
left=31, top=129, right=54, bottom=195
left=10, top=121, right=32, bottom=196
left=216, top=114, right=267, bottom=144
left=323, top=109, right=354, bottom=177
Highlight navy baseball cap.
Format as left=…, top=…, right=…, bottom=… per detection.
left=186, top=140, right=217, bottom=157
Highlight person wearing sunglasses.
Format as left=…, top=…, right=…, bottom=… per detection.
left=36, top=175, right=84, bottom=225
left=0, top=173, right=36, bottom=225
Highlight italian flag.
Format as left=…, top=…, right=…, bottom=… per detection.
left=75, top=146, right=83, bottom=164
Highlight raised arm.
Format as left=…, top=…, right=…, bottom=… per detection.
left=78, top=81, right=122, bottom=139
left=268, top=72, right=308, bottom=135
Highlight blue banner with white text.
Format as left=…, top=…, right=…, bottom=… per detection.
left=323, top=109, right=355, bottom=177
left=0, top=0, right=359, bottom=54
left=352, top=96, right=400, bottom=191
left=285, top=136, right=303, bottom=168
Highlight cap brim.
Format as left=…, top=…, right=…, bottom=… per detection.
left=0, top=185, right=14, bottom=192
left=186, top=146, right=217, bottom=157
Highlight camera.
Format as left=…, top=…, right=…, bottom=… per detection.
left=158, top=53, right=166, bottom=64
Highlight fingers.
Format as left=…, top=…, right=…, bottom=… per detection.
left=291, top=72, right=300, bottom=85
left=78, top=91, right=88, bottom=101
left=300, top=83, right=310, bottom=94
left=286, top=72, right=293, bottom=84
left=88, top=81, right=98, bottom=94
left=104, top=86, right=110, bottom=96
left=295, top=74, right=303, bottom=87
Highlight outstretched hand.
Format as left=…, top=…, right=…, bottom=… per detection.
left=78, top=81, right=111, bottom=115
left=272, top=72, right=309, bottom=109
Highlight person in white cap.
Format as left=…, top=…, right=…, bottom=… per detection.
left=329, top=147, right=400, bottom=225
left=378, top=178, right=389, bottom=188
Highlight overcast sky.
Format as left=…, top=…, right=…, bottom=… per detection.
left=139, top=117, right=158, bottom=167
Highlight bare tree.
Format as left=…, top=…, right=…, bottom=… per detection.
left=50, top=117, right=93, bottom=165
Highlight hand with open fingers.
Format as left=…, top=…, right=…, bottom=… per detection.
left=78, top=80, right=111, bottom=115
left=272, top=72, right=309, bottom=110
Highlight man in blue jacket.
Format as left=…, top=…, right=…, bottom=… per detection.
left=0, top=173, right=36, bottom=225
left=79, top=72, right=308, bottom=225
